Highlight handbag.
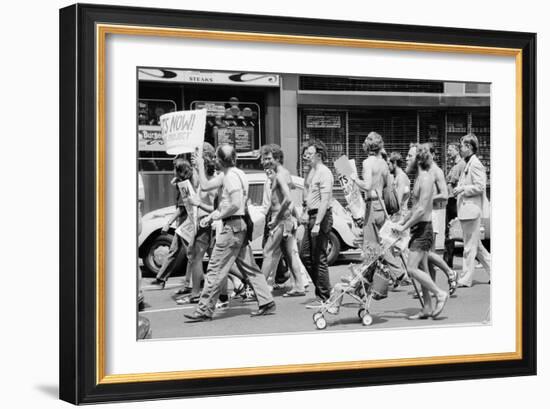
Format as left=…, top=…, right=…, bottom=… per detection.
left=383, top=184, right=400, bottom=216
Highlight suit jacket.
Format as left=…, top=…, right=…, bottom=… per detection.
left=457, top=154, right=489, bottom=221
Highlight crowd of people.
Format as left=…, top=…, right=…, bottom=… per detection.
left=146, top=130, right=491, bottom=323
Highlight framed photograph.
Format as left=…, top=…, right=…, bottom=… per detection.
left=59, top=3, right=536, bottom=404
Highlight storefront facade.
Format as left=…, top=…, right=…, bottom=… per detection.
left=138, top=68, right=281, bottom=212
left=280, top=74, right=490, bottom=203
left=138, top=69, right=490, bottom=212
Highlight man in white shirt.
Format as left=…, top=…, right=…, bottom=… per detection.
left=301, top=139, right=333, bottom=306
left=184, top=144, right=275, bottom=322
left=454, top=134, right=491, bottom=287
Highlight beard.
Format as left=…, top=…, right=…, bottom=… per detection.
left=406, top=160, right=417, bottom=174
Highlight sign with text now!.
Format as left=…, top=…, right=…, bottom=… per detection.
left=160, top=109, right=206, bottom=155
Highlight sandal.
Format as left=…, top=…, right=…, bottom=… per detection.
left=448, top=270, right=458, bottom=296
left=408, top=311, right=432, bottom=320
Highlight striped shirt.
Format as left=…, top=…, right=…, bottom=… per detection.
left=305, top=163, right=333, bottom=210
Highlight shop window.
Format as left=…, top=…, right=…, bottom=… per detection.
left=419, top=110, right=446, bottom=171
left=348, top=110, right=417, bottom=180
left=138, top=99, right=177, bottom=171
left=299, top=110, right=347, bottom=202
left=190, top=99, right=261, bottom=160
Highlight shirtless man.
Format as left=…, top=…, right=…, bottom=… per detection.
left=388, top=151, right=411, bottom=214
left=393, top=144, right=449, bottom=319
left=262, top=162, right=306, bottom=295
left=351, top=132, right=403, bottom=278
left=425, top=144, right=458, bottom=295
left=260, top=144, right=310, bottom=291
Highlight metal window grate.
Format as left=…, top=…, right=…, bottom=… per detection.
left=299, top=76, right=444, bottom=93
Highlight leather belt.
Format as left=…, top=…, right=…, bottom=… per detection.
left=222, top=215, right=244, bottom=223
left=307, top=208, right=332, bottom=216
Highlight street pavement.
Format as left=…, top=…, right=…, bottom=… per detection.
left=139, top=255, right=491, bottom=340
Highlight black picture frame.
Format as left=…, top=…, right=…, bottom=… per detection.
left=59, top=3, right=536, bottom=404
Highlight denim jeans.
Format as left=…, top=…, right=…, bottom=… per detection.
left=196, top=218, right=273, bottom=317
left=300, top=209, right=333, bottom=301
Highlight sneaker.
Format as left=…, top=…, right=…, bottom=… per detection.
left=149, top=279, right=166, bottom=289
left=215, top=299, right=230, bottom=310
left=174, top=287, right=192, bottom=296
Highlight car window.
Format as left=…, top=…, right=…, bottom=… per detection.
left=248, top=181, right=303, bottom=207
left=248, top=183, right=264, bottom=206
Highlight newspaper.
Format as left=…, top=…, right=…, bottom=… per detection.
left=334, top=155, right=365, bottom=222
left=378, top=220, right=410, bottom=252
left=175, top=180, right=198, bottom=245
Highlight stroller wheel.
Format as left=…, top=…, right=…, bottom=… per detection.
left=312, top=312, right=323, bottom=322
left=362, top=314, right=374, bottom=326
left=315, top=316, right=327, bottom=330
left=357, top=308, right=367, bottom=319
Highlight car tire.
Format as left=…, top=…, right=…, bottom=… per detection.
left=327, top=231, right=341, bottom=266
left=142, top=233, right=187, bottom=277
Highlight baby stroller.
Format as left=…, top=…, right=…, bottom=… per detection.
left=312, top=220, right=419, bottom=330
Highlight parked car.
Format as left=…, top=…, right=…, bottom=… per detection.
left=138, top=173, right=360, bottom=276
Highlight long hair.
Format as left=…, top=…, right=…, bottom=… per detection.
left=302, top=138, right=328, bottom=162
left=174, top=158, right=193, bottom=180
left=364, top=131, right=384, bottom=154
left=415, top=143, right=433, bottom=171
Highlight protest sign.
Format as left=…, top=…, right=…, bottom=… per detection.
left=334, top=155, right=365, bottom=223
left=160, top=109, right=206, bottom=155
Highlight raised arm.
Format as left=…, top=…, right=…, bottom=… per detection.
left=193, top=153, right=224, bottom=191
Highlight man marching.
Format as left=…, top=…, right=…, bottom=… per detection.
left=300, top=139, right=333, bottom=307
left=393, top=144, right=449, bottom=319
left=260, top=144, right=306, bottom=296
left=454, top=134, right=491, bottom=288
left=183, top=144, right=275, bottom=322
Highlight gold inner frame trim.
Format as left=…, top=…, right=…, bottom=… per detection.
left=96, top=23, right=523, bottom=385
